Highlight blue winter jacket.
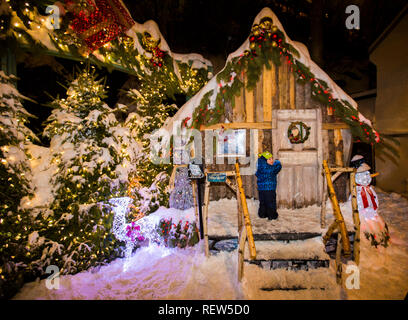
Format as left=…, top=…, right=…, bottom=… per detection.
left=255, top=157, right=282, bottom=191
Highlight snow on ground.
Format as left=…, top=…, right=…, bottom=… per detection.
left=13, top=190, right=408, bottom=300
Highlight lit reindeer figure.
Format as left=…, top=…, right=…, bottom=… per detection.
left=109, top=197, right=163, bottom=270
left=109, top=197, right=135, bottom=259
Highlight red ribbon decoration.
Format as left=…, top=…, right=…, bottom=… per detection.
left=357, top=184, right=378, bottom=210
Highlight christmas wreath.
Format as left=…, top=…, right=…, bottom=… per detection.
left=287, top=121, right=311, bottom=144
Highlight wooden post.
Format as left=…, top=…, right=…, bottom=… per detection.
left=235, top=178, right=243, bottom=232
left=350, top=171, right=360, bottom=265
left=237, top=226, right=247, bottom=281
left=235, top=163, right=256, bottom=259
left=323, top=221, right=338, bottom=244
left=263, top=65, right=273, bottom=121
left=245, top=74, right=254, bottom=122
left=322, top=160, right=351, bottom=256
left=321, top=173, right=327, bottom=228
left=192, top=180, right=199, bottom=228
left=335, top=234, right=343, bottom=285
left=289, top=72, right=296, bottom=110
left=334, top=129, right=344, bottom=167
left=203, top=180, right=210, bottom=257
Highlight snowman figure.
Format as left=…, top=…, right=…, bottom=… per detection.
left=355, top=162, right=390, bottom=248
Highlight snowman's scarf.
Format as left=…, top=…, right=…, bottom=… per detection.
left=357, top=184, right=378, bottom=210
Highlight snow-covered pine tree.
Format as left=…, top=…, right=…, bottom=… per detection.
left=0, top=71, right=38, bottom=298
left=125, top=89, right=177, bottom=214
left=40, top=66, right=137, bottom=274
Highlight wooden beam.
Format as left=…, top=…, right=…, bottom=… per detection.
left=263, top=65, right=273, bottom=121
left=290, top=72, right=296, bottom=110
left=322, top=160, right=351, bottom=256
left=329, top=167, right=355, bottom=173
left=334, top=129, right=344, bottom=167
left=350, top=171, right=360, bottom=265
left=233, top=73, right=246, bottom=122
left=331, top=171, right=343, bottom=182
left=206, top=170, right=236, bottom=176
left=203, top=180, right=210, bottom=257
left=245, top=74, right=254, bottom=122
left=322, top=123, right=350, bottom=130
left=237, top=226, right=247, bottom=281
left=235, top=163, right=256, bottom=260
left=225, top=178, right=237, bottom=193
left=335, top=234, right=343, bottom=285
left=200, top=122, right=274, bottom=130
left=320, top=173, right=327, bottom=228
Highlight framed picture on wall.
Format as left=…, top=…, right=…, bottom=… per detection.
left=216, top=129, right=246, bottom=157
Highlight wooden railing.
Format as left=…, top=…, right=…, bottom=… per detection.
left=321, top=160, right=361, bottom=284
left=202, top=163, right=256, bottom=281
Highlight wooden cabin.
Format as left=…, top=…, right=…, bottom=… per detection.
left=163, top=8, right=365, bottom=209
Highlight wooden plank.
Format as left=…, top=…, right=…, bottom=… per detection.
left=304, top=82, right=312, bottom=109
left=322, top=160, right=351, bottom=256
left=323, top=221, right=338, bottom=244
left=295, top=79, right=305, bottom=109
left=235, top=163, right=256, bottom=259
left=225, top=178, right=237, bottom=193
left=245, top=74, right=255, bottom=122
left=290, top=72, right=296, bottom=110
left=263, top=65, right=273, bottom=121
left=233, top=76, right=246, bottom=122
left=321, top=172, right=327, bottom=228
left=294, top=165, right=304, bottom=208
left=255, top=69, right=264, bottom=122
left=329, top=167, right=355, bottom=173
left=350, top=171, right=360, bottom=265
left=335, top=234, right=343, bottom=285
left=278, top=62, right=286, bottom=109
left=322, top=123, right=350, bottom=130
left=334, top=129, right=344, bottom=167
left=316, top=108, right=324, bottom=202
left=191, top=180, right=199, bottom=228
left=206, top=170, right=236, bottom=176
left=237, top=226, right=247, bottom=281
left=331, top=171, right=343, bottom=182
left=203, top=180, right=210, bottom=257
left=200, top=122, right=274, bottom=130
left=236, top=178, right=243, bottom=232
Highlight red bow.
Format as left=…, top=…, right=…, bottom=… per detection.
left=357, top=185, right=377, bottom=210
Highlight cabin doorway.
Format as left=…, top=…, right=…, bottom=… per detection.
left=271, top=109, right=323, bottom=208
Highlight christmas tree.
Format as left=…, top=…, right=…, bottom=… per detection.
left=125, top=91, right=177, bottom=215
left=37, top=66, right=138, bottom=274
left=0, top=71, right=38, bottom=298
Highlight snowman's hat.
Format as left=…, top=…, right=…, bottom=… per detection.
left=351, top=155, right=364, bottom=162
left=351, top=154, right=365, bottom=168
left=357, top=162, right=371, bottom=173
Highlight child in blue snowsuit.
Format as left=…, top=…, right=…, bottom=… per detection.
left=255, top=151, right=282, bottom=220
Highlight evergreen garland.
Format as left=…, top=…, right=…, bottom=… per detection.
left=187, top=16, right=381, bottom=146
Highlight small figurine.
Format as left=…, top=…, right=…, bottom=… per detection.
left=354, top=161, right=390, bottom=248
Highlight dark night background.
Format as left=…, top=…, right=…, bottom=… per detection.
left=15, top=0, right=407, bottom=144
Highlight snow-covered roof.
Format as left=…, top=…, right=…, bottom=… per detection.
left=9, top=7, right=212, bottom=80
left=163, top=7, right=373, bottom=133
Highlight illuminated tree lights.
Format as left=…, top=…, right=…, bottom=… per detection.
left=0, top=71, right=38, bottom=298
left=37, top=66, right=137, bottom=275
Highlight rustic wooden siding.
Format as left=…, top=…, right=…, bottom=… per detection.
left=201, top=56, right=351, bottom=204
